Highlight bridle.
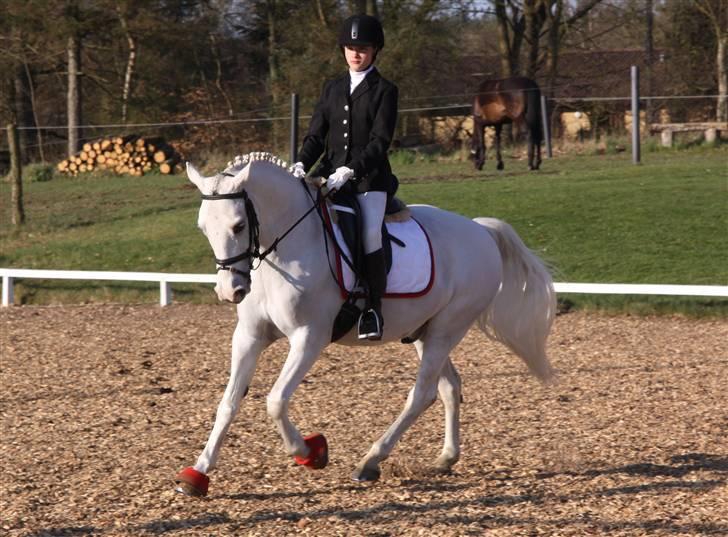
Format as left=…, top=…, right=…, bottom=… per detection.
left=200, top=189, right=261, bottom=277
left=200, top=179, right=333, bottom=278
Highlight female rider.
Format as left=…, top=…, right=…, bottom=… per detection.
left=291, top=14, right=399, bottom=341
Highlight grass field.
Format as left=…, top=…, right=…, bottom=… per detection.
left=1, top=144, right=726, bottom=315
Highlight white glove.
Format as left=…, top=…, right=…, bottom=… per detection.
left=290, top=161, right=306, bottom=179
left=326, top=166, right=355, bottom=191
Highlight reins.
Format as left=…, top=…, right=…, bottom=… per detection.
left=201, top=179, right=336, bottom=275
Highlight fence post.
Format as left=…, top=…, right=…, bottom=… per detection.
left=2, top=275, right=14, bottom=306
left=631, top=65, right=641, bottom=164
left=7, top=123, right=25, bottom=225
left=540, top=94, right=552, bottom=158
left=290, top=93, right=299, bottom=165
left=160, top=280, right=172, bottom=306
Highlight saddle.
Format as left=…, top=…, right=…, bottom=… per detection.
left=322, top=188, right=434, bottom=342
left=326, top=189, right=409, bottom=283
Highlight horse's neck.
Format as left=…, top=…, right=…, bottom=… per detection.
left=245, top=162, right=323, bottom=264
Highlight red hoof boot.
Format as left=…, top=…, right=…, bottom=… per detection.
left=175, top=467, right=209, bottom=497
left=293, top=433, right=329, bottom=470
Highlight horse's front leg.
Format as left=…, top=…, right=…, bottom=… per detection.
left=266, top=330, right=329, bottom=469
left=175, top=320, right=271, bottom=496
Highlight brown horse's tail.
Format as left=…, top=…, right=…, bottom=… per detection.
left=526, top=82, right=543, bottom=144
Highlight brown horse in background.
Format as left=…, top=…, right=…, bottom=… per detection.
left=471, top=76, right=543, bottom=171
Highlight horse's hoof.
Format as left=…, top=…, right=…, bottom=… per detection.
left=293, top=433, right=329, bottom=470
left=497, top=162, right=504, bottom=171
left=434, top=454, right=459, bottom=472
left=351, top=466, right=381, bottom=482
left=174, top=467, right=209, bottom=497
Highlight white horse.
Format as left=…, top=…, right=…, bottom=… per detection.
left=175, top=152, right=556, bottom=496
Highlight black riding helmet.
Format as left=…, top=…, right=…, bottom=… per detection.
left=338, top=14, right=384, bottom=49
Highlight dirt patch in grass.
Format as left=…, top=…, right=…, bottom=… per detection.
left=1, top=305, right=726, bottom=536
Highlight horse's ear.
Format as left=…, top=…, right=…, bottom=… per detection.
left=230, top=163, right=249, bottom=190
left=186, top=162, right=205, bottom=191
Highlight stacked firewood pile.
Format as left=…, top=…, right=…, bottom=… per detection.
left=56, top=135, right=183, bottom=176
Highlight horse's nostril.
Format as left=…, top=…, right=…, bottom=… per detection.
left=232, top=289, right=246, bottom=303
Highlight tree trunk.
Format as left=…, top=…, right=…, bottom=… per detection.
left=315, top=0, right=329, bottom=27
left=23, top=60, right=45, bottom=162
left=717, top=34, right=727, bottom=122
left=7, top=123, right=25, bottom=226
left=694, top=0, right=727, bottom=122
left=716, top=34, right=728, bottom=121
left=644, top=0, right=655, bottom=124
left=366, top=0, right=379, bottom=17
left=525, top=0, right=547, bottom=78
left=267, top=0, right=282, bottom=149
left=210, top=32, right=234, bottom=117
left=67, top=34, right=82, bottom=157
left=13, top=62, right=34, bottom=164
left=494, top=0, right=514, bottom=77
left=116, top=5, right=136, bottom=123
left=545, top=0, right=564, bottom=98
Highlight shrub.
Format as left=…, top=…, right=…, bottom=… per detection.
left=24, top=163, right=55, bottom=182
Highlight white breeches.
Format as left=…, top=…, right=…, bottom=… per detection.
left=357, top=191, right=387, bottom=254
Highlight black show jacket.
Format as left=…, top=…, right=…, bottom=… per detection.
left=298, top=68, right=399, bottom=195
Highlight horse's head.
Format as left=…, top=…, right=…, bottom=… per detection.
left=187, top=161, right=254, bottom=304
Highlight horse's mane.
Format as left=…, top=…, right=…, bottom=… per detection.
left=220, top=151, right=325, bottom=190
left=224, top=152, right=289, bottom=174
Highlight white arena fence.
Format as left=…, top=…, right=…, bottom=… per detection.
left=1, top=268, right=727, bottom=307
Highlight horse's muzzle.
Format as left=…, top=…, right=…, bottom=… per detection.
left=215, top=271, right=250, bottom=303
left=215, top=283, right=248, bottom=303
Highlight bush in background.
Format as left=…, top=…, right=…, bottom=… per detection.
left=24, top=163, right=55, bottom=182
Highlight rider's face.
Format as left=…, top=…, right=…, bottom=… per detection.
left=344, top=45, right=375, bottom=72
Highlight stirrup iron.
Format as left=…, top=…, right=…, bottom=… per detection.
left=358, top=308, right=383, bottom=341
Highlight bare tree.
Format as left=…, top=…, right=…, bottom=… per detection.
left=694, top=0, right=728, bottom=122
left=7, top=123, right=25, bottom=225
left=644, top=0, right=655, bottom=123
left=493, top=0, right=525, bottom=77
left=67, top=32, right=82, bottom=157
left=116, top=2, right=136, bottom=123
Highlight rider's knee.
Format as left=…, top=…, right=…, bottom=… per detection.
left=362, top=226, right=382, bottom=253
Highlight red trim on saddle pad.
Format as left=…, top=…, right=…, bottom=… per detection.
left=322, top=205, right=436, bottom=300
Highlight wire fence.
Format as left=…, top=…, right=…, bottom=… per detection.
left=4, top=88, right=725, bottom=167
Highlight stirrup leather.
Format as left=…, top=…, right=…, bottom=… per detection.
left=358, top=308, right=383, bottom=340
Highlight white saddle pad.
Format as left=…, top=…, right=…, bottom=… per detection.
left=327, top=205, right=434, bottom=298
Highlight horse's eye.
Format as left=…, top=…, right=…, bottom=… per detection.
left=233, top=222, right=246, bottom=234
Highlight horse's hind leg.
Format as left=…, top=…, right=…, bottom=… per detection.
left=528, top=127, right=542, bottom=170
left=527, top=135, right=535, bottom=170
left=352, top=330, right=467, bottom=482
left=413, top=340, right=462, bottom=471
left=472, top=118, right=486, bottom=170
left=494, top=124, right=504, bottom=170
left=431, top=355, right=463, bottom=472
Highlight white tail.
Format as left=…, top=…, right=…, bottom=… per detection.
left=474, top=217, right=557, bottom=383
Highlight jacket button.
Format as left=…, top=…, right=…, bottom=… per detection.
left=343, top=119, right=347, bottom=124
left=344, top=145, right=348, bottom=150
left=344, top=105, right=349, bottom=111
left=344, top=133, right=348, bottom=137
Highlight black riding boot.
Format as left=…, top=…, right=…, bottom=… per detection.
left=358, top=248, right=387, bottom=341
